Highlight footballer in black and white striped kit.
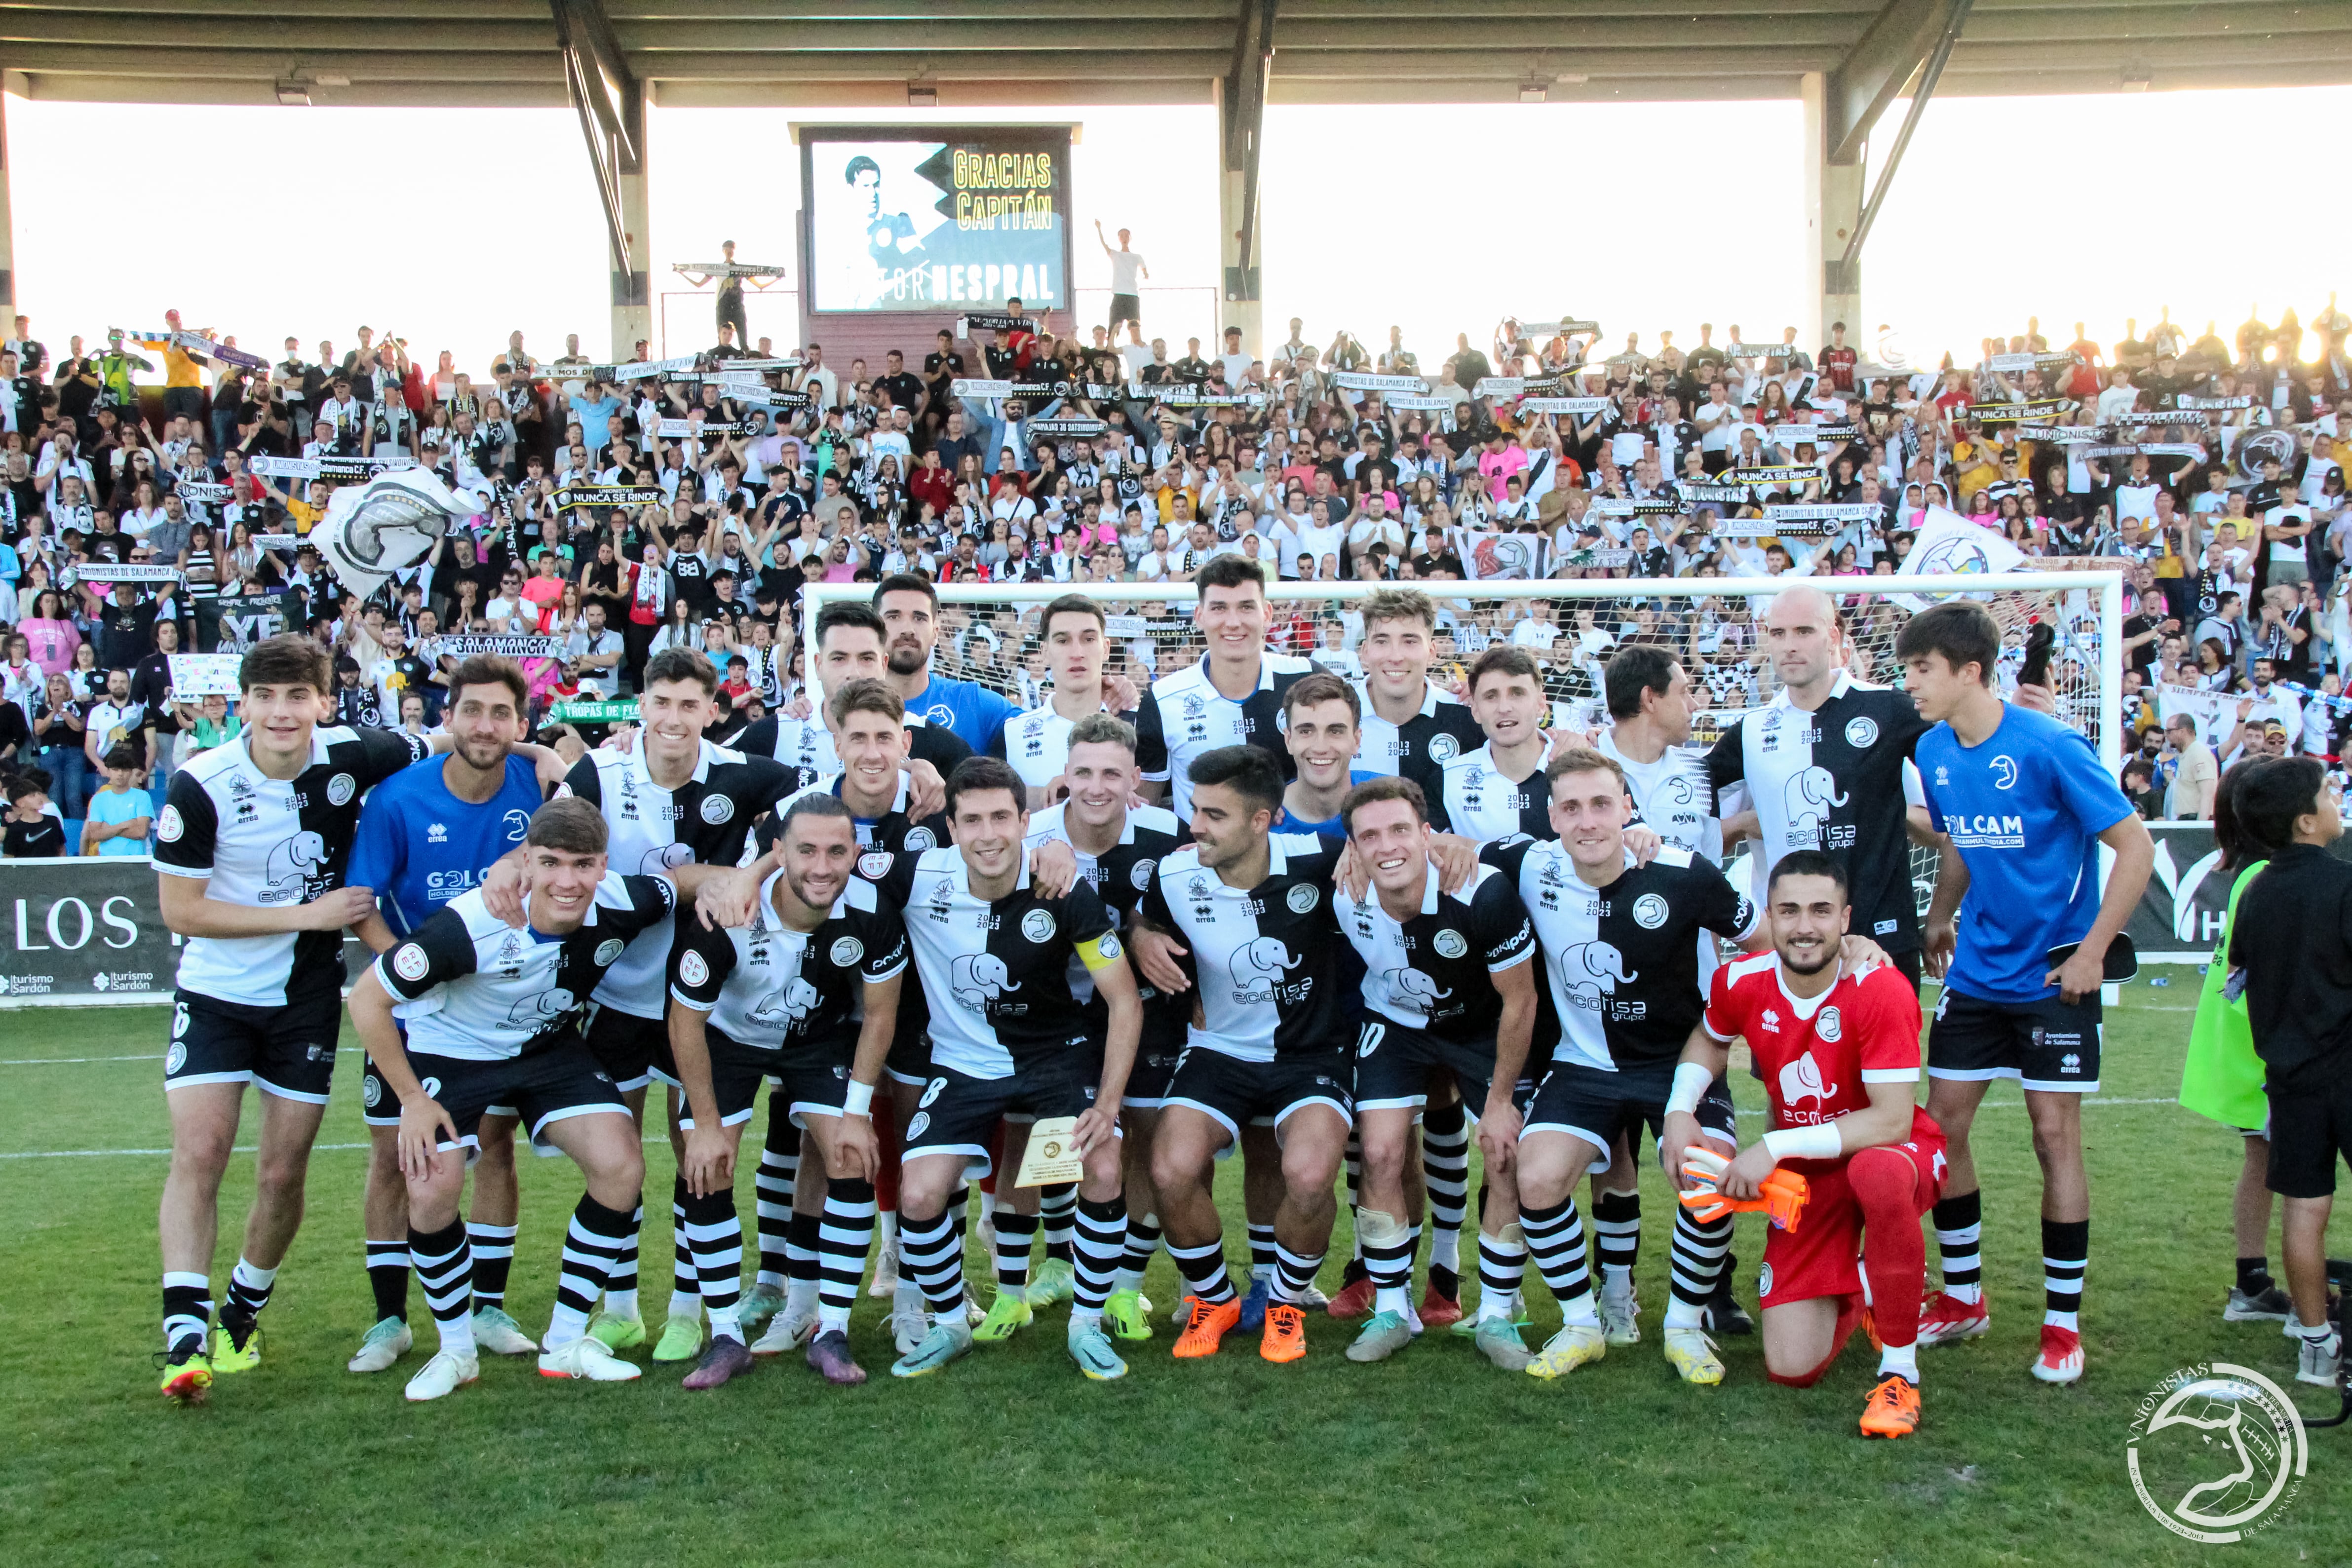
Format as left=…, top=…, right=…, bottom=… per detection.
left=1133, top=557, right=1325, bottom=824
left=1134, top=744, right=1357, bottom=1362
left=1434, top=647, right=1566, bottom=846
left=665, top=791, right=910, bottom=1387
left=1332, top=774, right=1546, bottom=1367
left=1346, top=588, right=1486, bottom=803
left=349, top=797, right=678, bottom=1398
left=873, top=757, right=1144, bottom=1383
left=1490, top=747, right=1761, bottom=1387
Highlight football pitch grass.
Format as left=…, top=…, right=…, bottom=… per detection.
left=2, top=986, right=2343, bottom=1566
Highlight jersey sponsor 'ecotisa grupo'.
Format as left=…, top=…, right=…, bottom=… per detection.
left=1138, top=832, right=1350, bottom=1062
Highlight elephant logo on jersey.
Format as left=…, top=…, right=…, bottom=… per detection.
left=1230, top=936, right=1299, bottom=1002
left=1556, top=940, right=1638, bottom=1008
left=504, top=987, right=579, bottom=1028
left=1783, top=765, right=1849, bottom=835
left=262, top=830, right=330, bottom=901
left=1777, top=1049, right=1838, bottom=1109
left=1386, top=967, right=1453, bottom=1011
left=752, top=976, right=823, bottom=1029
left=951, top=953, right=1022, bottom=1011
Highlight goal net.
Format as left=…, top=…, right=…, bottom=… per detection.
left=804, top=573, right=2124, bottom=925
left=805, top=572, right=2125, bottom=773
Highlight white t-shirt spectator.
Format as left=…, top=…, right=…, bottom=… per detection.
left=1108, top=250, right=1146, bottom=294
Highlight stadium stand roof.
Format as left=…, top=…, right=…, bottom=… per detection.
left=3, top=0, right=2347, bottom=109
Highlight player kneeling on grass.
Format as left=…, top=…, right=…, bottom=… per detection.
left=872, top=757, right=1143, bottom=1381
left=349, top=799, right=679, bottom=1400
left=666, top=793, right=909, bottom=1389
left=1661, top=851, right=1946, bottom=1439
left=1334, top=776, right=1542, bottom=1368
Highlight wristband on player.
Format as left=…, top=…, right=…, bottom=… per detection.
left=1761, top=1123, right=1844, bottom=1162
left=1664, top=1062, right=1714, bottom=1117
left=843, top=1079, right=875, bottom=1117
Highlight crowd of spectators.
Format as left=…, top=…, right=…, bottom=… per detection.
left=1, top=299, right=2348, bottom=851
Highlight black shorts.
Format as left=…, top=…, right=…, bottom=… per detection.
left=408, top=1042, right=629, bottom=1152
left=359, top=1023, right=525, bottom=1130
left=584, top=1004, right=676, bottom=1094
left=2266, top=1063, right=2352, bottom=1200
left=903, top=1055, right=1101, bottom=1180
left=1928, top=985, right=2101, bottom=1093
left=884, top=1026, right=933, bottom=1088
left=1163, top=1044, right=1353, bottom=1147
left=164, top=987, right=342, bottom=1105
left=1523, top=1058, right=1736, bottom=1175
left=1352, top=1017, right=1535, bottom=1114
left=1121, top=1035, right=1185, bottom=1110
left=1107, top=292, right=1142, bottom=329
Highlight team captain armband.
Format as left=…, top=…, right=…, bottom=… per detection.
left=1078, top=931, right=1127, bottom=974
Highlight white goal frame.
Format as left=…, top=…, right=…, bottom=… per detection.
left=806, top=571, right=2127, bottom=774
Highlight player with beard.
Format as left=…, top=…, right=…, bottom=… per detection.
left=732, top=680, right=1079, bottom=1353
left=875, top=573, right=1076, bottom=754
left=666, top=794, right=906, bottom=1389
left=344, top=657, right=550, bottom=1376
left=1131, top=557, right=1331, bottom=1325
left=1664, top=852, right=1947, bottom=1438
left=736, top=600, right=967, bottom=791
left=726, top=598, right=950, bottom=1336
left=1138, top=746, right=1355, bottom=1363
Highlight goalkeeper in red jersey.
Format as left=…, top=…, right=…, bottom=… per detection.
left=1661, top=849, right=1947, bottom=1439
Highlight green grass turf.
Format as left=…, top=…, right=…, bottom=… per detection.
left=0, top=985, right=2343, bottom=1567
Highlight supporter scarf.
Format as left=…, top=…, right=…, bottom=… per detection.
left=655, top=418, right=752, bottom=438
left=2087, top=443, right=2204, bottom=462
left=1719, top=464, right=1819, bottom=486
left=611, top=356, right=699, bottom=382
left=1332, top=372, right=1426, bottom=393
left=1384, top=393, right=1458, bottom=412
left=176, top=480, right=231, bottom=505
left=1512, top=319, right=1599, bottom=337
left=2111, top=410, right=2209, bottom=428
left=952, top=378, right=1015, bottom=397
left=73, top=562, right=181, bottom=584
left=1031, top=417, right=1108, bottom=438
left=1763, top=502, right=1881, bottom=535
left=2015, top=425, right=2094, bottom=443
left=1967, top=398, right=2073, bottom=424
left=2177, top=394, right=2253, bottom=411
left=1521, top=397, right=1610, bottom=416
left=672, top=260, right=786, bottom=278
left=958, top=312, right=1033, bottom=335
left=1676, top=483, right=1750, bottom=505
left=553, top=484, right=664, bottom=513
left=436, top=634, right=561, bottom=656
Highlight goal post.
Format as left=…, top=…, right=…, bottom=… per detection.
left=804, top=571, right=2127, bottom=776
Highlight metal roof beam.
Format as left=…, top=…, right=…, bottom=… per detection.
left=1825, top=0, right=1945, bottom=163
